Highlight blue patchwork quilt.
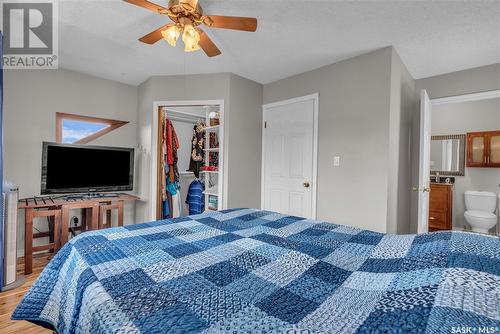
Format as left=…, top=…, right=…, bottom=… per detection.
left=13, top=209, right=500, bottom=333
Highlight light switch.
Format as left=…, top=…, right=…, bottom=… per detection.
left=333, top=156, right=340, bottom=167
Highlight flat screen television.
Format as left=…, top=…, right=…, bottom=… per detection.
left=41, top=142, right=134, bottom=195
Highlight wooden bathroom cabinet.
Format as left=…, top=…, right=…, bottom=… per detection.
left=467, top=130, right=500, bottom=168
left=429, top=183, right=453, bottom=231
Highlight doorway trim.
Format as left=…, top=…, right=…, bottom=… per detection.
left=261, top=93, right=319, bottom=220
left=431, top=89, right=500, bottom=106
left=151, top=100, right=226, bottom=221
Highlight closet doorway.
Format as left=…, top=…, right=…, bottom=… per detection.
left=151, top=100, right=225, bottom=220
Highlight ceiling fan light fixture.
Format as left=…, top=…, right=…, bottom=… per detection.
left=126, top=0, right=258, bottom=57
left=161, top=25, right=181, bottom=46
left=182, top=23, right=201, bottom=52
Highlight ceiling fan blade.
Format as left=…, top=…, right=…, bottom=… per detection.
left=139, top=24, right=173, bottom=44
left=204, top=15, right=257, bottom=32
left=123, top=0, right=168, bottom=14
left=197, top=29, right=221, bottom=57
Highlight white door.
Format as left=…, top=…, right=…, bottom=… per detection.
left=417, top=90, right=432, bottom=233
left=262, top=95, right=317, bottom=219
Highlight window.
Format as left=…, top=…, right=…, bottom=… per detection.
left=56, top=113, right=128, bottom=144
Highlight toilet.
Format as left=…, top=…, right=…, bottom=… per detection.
left=464, top=191, right=498, bottom=233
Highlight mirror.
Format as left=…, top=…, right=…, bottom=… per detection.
left=430, top=134, right=466, bottom=176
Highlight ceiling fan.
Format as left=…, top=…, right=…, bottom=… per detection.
left=124, top=0, right=258, bottom=57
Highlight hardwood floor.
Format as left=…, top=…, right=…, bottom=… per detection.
left=0, top=254, right=52, bottom=334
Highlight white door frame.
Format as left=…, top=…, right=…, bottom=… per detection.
left=417, top=90, right=432, bottom=234
left=151, top=100, right=227, bottom=221
left=431, top=89, right=500, bottom=106
left=418, top=89, right=500, bottom=232
left=261, top=93, right=319, bottom=219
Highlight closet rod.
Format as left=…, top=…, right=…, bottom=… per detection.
left=163, top=107, right=207, bottom=119
left=168, top=116, right=200, bottom=124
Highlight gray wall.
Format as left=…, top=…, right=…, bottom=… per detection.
left=136, top=73, right=263, bottom=221
left=264, top=48, right=395, bottom=233
left=388, top=49, right=418, bottom=234
left=416, top=64, right=500, bottom=99
left=7, top=52, right=497, bottom=252
left=4, top=69, right=138, bottom=254
left=227, top=74, right=263, bottom=209
left=431, top=98, right=500, bottom=230
left=4, top=69, right=263, bottom=255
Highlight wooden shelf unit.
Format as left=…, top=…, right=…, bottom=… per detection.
left=467, top=130, right=500, bottom=168
left=18, top=194, right=139, bottom=274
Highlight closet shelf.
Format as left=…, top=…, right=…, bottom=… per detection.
left=203, top=187, right=219, bottom=196
left=203, top=125, right=220, bottom=132
left=200, top=170, right=219, bottom=174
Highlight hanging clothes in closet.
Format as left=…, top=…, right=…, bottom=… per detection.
left=186, top=179, right=204, bottom=215
left=187, top=121, right=206, bottom=178
left=161, top=114, right=182, bottom=219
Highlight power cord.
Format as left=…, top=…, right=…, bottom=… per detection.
left=33, top=216, right=79, bottom=238
left=32, top=226, right=49, bottom=236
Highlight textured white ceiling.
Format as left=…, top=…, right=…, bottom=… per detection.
left=58, top=0, right=500, bottom=86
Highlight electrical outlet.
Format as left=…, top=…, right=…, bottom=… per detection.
left=333, top=156, right=340, bottom=167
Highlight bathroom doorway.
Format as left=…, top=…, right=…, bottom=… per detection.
left=416, top=89, right=500, bottom=235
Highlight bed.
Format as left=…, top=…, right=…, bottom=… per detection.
left=13, top=208, right=500, bottom=333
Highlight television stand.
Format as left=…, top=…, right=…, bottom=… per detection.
left=18, top=193, right=139, bottom=275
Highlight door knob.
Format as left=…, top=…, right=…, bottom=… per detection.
left=303, top=182, right=310, bottom=188
left=412, top=186, right=430, bottom=192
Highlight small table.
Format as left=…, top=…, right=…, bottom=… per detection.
left=18, top=194, right=139, bottom=274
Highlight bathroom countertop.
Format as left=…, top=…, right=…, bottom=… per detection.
left=430, top=182, right=453, bottom=186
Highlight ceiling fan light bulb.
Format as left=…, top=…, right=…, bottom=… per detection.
left=182, top=24, right=201, bottom=52
left=161, top=25, right=180, bottom=47
left=184, top=42, right=201, bottom=52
